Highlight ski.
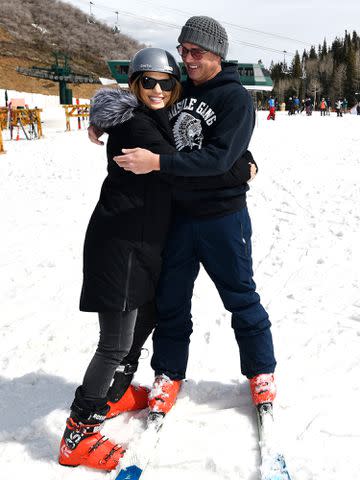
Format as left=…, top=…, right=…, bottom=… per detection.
left=256, top=403, right=292, bottom=480
left=18, top=118, right=29, bottom=140
left=114, top=412, right=165, bottom=480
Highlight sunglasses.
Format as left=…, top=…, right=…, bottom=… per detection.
left=140, top=76, right=176, bottom=91
left=176, top=44, right=208, bottom=60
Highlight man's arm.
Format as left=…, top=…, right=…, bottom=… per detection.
left=165, top=150, right=258, bottom=190
left=118, top=88, right=255, bottom=176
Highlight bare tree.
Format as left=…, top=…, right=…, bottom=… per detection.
left=354, top=50, right=360, bottom=95
left=308, top=77, right=321, bottom=107
left=331, top=64, right=346, bottom=98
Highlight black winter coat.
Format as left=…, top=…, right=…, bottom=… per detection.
left=80, top=91, right=176, bottom=312
left=81, top=89, right=257, bottom=312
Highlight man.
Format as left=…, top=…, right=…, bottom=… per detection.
left=89, top=16, right=276, bottom=413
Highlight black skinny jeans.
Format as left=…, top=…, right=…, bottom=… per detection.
left=80, top=301, right=156, bottom=404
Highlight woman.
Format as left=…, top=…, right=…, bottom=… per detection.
left=59, top=47, right=256, bottom=471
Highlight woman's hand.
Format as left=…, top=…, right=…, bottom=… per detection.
left=88, top=125, right=105, bottom=145
left=248, top=162, right=257, bottom=182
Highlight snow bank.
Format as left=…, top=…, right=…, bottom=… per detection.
left=1, top=94, right=359, bottom=479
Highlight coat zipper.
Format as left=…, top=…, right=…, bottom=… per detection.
left=123, top=250, right=134, bottom=311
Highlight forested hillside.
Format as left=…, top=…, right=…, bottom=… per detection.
left=270, top=30, right=360, bottom=104
left=0, top=0, right=144, bottom=96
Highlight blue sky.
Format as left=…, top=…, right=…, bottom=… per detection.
left=63, top=0, right=360, bottom=67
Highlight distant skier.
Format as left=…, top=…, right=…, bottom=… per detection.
left=267, top=96, right=276, bottom=120
left=287, top=97, right=295, bottom=115
left=319, top=98, right=327, bottom=116
left=300, top=98, right=305, bottom=113
left=305, top=97, right=312, bottom=116
left=293, top=96, right=300, bottom=113
left=326, top=97, right=331, bottom=115
left=342, top=98, right=348, bottom=113
left=335, top=99, right=343, bottom=117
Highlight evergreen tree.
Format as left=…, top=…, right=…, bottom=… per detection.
left=270, top=62, right=285, bottom=82
left=291, top=51, right=302, bottom=79
left=331, top=37, right=343, bottom=65
left=352, top=30, right=360, bottom=49
left=321, top=39, right=327, bottom=58
left=309, top=45, right=317, bottom=59
left=270, top=30, right=359, bottom=104
left=302, top=49, right=309, bottom=63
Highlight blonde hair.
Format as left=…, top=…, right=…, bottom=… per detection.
left=129, top=74, right=182, bottom=107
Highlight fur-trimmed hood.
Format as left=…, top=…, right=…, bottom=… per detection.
left=90, top=88, right=139, bottom=129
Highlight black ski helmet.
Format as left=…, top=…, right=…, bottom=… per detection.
left=128, top=47, right=181, bottom=83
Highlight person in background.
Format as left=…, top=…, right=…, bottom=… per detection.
left=320, top=98, right=327, bottom=116
left=300, top=98, right=305, bottom=113
left=305, top=97, right=312, bottom=116
left=342, top=98, right=348, bottom=113
left=335, top=98, right=343, bottom=117
left=287, top=97, right=295, bottom=115
left=326, top=97, right=331, bottom=115
left=267, top=95, right=276, bottom=120
left=293, top=96, right=300, bottom=113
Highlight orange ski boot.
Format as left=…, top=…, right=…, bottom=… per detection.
left=148, top=374, right=182, bottom=414
left=250, top=373, right=276, bottom=405
left=106, top=368, right=149, bottom=419
left=58, top=407, right=124, bottom=470
left=106, top=384, right=150, bottom=418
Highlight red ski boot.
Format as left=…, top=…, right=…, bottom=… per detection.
left=148, top=374, right=182, bottom=414
left=58, top=409, right=124, bottom=470
left=106, top=368, right=149, bottom=419
left=106, top=384, right=150, bottom=418
left=250, top=373, right=276, bottom=405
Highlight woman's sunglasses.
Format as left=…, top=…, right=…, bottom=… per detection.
left=140, top=76, right=176, bottom=91
left=176, top=44, right=208, bottom=60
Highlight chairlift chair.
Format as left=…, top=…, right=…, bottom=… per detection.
left=87, top=1, right=96, bottom=24
left=112, top=11, right=120, bottom=34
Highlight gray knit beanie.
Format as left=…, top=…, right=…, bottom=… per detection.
left=178, top=16, right=229, bottom=59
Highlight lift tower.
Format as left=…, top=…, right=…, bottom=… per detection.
left=17, top=52, right=100, bottom=104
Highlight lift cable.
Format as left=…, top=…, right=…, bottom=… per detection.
left=76, top=0, right=298, bottom=56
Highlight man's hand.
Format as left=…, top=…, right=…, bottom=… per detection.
left=248, top=162, right=257, bottom=182
left=88, top=125, right=105, bottom=145
left=113, top=148, right=160, bottom=174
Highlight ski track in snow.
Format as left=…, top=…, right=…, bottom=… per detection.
left=0, top=90, right=360, bottom=480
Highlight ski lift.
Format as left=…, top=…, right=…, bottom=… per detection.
left=281, top=50, right=290, bottom=75
left=112, top=11, right=120, bottom=33
left=87, top=1, right=96, bottom=24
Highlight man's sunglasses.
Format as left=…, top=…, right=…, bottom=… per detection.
left=140, top=76, right=176, bottom=91
left=176, top=44, right=208, bottom=60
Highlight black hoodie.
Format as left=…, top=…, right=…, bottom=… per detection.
left=161, top=63, right=255, bottom=217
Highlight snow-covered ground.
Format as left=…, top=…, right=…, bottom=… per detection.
left=1, top=90, right=359, bottom=480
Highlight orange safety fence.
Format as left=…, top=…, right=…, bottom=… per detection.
left=0, top=128, right=4, bottom=153
left=62, top=103, right=90, bottom=131
left=0, top=107, right=43, bottom=142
